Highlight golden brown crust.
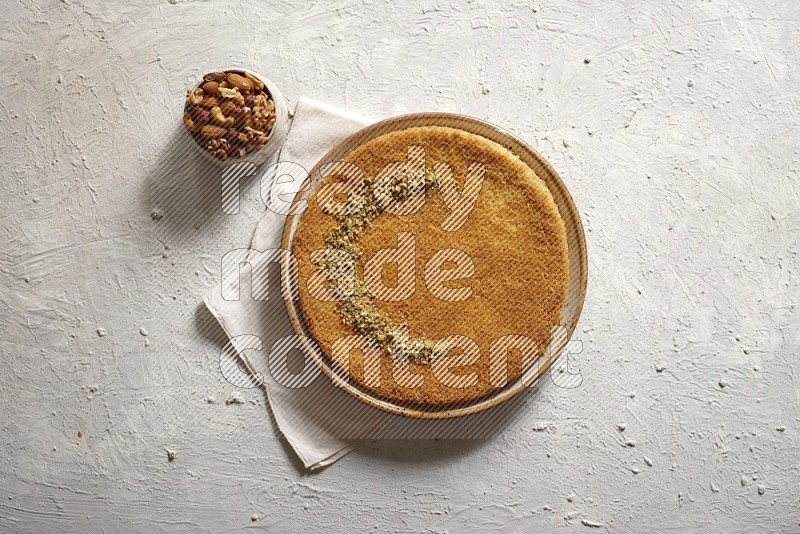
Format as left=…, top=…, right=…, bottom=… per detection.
left=292, top=126, right=569, bottom=406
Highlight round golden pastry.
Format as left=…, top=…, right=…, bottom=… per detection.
left=291, top=125, right=569, bottom=406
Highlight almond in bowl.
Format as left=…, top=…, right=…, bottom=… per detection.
left=183, top=69, right=288, bottom=165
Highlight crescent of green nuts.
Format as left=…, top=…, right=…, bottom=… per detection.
left=316, top=170, right=441, bottom=364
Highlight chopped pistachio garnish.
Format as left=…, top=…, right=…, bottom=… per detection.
left=314, top=169, right=439, bottom=364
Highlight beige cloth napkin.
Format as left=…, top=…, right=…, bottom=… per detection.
left=204, top=97, right=534, bottom=470
left=204, top=97, right=383, bottom=470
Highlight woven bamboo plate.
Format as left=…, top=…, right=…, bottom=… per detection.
left=280, top=113, right=587, bottom=419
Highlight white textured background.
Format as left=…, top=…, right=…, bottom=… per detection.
left=1, top=0, right=799, bottom=532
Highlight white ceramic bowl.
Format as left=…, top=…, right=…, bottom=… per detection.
left=184, top=67, right=288, bottom=168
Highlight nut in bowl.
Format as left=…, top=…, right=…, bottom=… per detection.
left=183, top=69, right=288, bottom=166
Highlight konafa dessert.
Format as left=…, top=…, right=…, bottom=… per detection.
left=290, top=125, right=569, bottom=407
